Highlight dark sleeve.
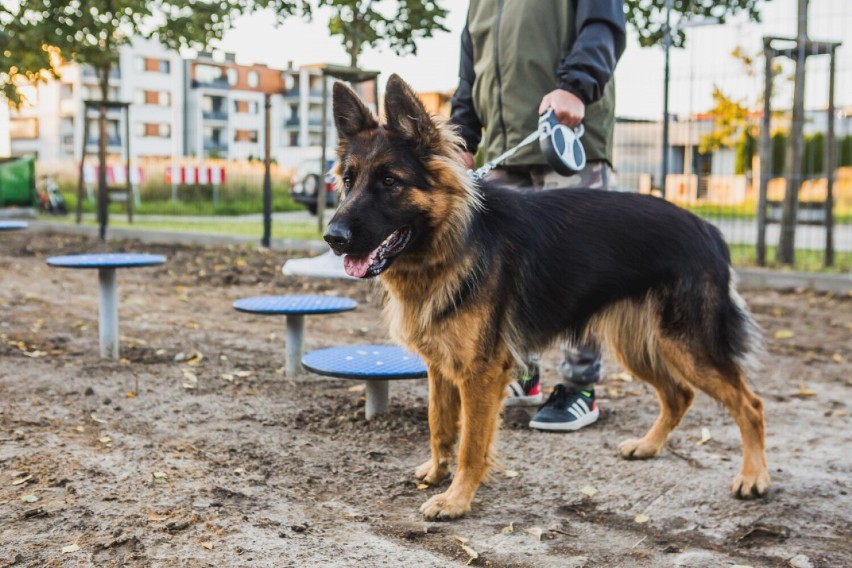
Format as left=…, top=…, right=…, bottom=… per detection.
left=449, top=21, right=482, bottom=154
left=556, top=0, right=626, bottom=105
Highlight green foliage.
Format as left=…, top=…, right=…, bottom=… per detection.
left=699, top=86, right=754, bottom=154
left=840, top=135, right=852, bottom=168
left=311, top=0, right=449, bottom=67
left=625, top=0, right=765, bottom=48
left=735, top=129, right=757, bottom=175
left=1, top=0, right=282, bottom=105
left=802, top=132, right=824, bottom=176
left=771, top=131, right=787, bottom=176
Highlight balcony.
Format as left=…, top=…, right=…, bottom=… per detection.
left=203, top=140, right=229, bottom=153
left=86, top=136, right=123, bottom=148
left=284, top=117, right=300, bottom=128
left=202, top=110, right=229, bottom=121
left=81, top=66, right=121, bottom=81
left=192, top=78, right=230, bottom=90
left=282, top=88, right=300, bottom=98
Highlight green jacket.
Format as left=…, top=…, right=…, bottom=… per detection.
left=451, top=0, right=625, bottom=166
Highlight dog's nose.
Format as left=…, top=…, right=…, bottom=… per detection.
left=324, top=222, right=352, bottom=252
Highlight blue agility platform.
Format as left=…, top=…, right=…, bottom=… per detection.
left=46, top=253, right=166, bottom=359
left=46, top=253, right=166, bottom=269
left=0, top=220, right=29, bottom=231
left=302, top=345, right=427, bottom=419
left=233, top=294, right=356, bottom=316
left=233, top=294, right=357, bottom=377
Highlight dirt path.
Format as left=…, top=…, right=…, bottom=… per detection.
left=1, top=232, right=850, bottom=567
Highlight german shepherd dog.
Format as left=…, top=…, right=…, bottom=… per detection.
left=326, top=75, right=769, bottom=520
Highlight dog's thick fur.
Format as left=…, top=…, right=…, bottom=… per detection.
left=326, top=75, right=770, bottom=520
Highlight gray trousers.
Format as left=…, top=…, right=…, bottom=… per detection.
left=486, top=161, right=612, bottom=389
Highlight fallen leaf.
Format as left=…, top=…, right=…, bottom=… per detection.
left=201, top=541, right=214, bottom=550
left=90, top=414, right=107, bottom=424
left=20, top=495, right=38, bottom=503
left=634, top=513, right=650, bottom=524
left=454, top=535, right=469, bottom=545
left=99, top=436, right=112, bottom=445
left=348, top=384, right=366, bottom=393
left=417, top=483, right=429, bottom=490
left=186, top=322, right=200, bottom=330
left=75, top=426, right=85, bottom=433
left=186, top=351, right=204, bottom=366
left=501, top=522, right=514, bottom=534
left=461, top=544, right=478, bottom=563
left=11, top=475, right=32, bottom=486
left=125, top=391, right=137, bottom=398
left=792, top=387, right=818, bottom=398
left=774, top=329, right=794, bottom=339
left=152, top=471, right=168, bottom=480
left=234, top=371, right=253, bottom=378
left=148, top=512, right=169, bottom=521
left=525, top=527, right=543, bottom=540
left=832, top=353, right=844, bottom=363
left=61, top=544, right=80, bottom=554
left=580, top=485, right=598, bottom=497
left=697, top=427, right=712, bottom=445
left=119, top=358, right=131, bottom=365
left=221, top=373, right=234, bottom=382
left=612, top=371, right=634, bottom=383
left=504, top=469, right=519, bottom=478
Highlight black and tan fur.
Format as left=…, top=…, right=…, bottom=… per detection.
left=326, top=75, right=770, bottom=520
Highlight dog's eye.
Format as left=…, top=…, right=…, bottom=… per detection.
left=382, top=176, right=396, bottom=187
left=342, top=177, right=352, bottom=190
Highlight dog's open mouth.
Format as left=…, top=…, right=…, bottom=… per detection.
left=343, top=227, right=412, bottom=278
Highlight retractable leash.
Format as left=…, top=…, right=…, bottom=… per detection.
left=469, top=108, right=586, bottom=182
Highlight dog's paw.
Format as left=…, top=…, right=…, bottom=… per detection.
left=617, top=437, right=663, bottom=460
left=731, top=469, right=770, bottom=499
left=415, top=459, right=451, bottom=486
left=419, top=492, right=471, bottom=521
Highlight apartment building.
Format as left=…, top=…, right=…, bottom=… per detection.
left=7, top=37, right=182, bottom=162
left=183, top=52, right=283, bottom=161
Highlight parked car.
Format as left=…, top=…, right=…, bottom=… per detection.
left=289, top=159, right=337, bottom=215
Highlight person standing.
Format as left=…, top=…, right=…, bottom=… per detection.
left=450, top=0, right=626, bottom=431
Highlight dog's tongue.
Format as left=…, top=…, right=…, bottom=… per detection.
left=343, top=254, right=372, bottom=278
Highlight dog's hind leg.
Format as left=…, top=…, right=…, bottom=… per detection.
left=657, top=337, right=770, bottom=498
left=415, top=364, right=460, bottom=486
left=419, top=357, right=511, bottom=520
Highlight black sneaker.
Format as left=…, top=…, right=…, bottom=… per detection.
left=529, top=385, right=599, bottom=431
left=504, top=362, right=543, bottom=407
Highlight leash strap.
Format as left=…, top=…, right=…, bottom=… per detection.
left=468, top=129, right=541, bottom=182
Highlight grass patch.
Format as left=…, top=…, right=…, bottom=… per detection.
left=46, top=215, right=324, bottom=241
left=729, top=244, right=852, bottom=274
left=62, top=192, right=306, bottom=217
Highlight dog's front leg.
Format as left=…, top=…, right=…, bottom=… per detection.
left=415, top=364, right=460, bottom=485
left=420, top=362, right=508, bottom=520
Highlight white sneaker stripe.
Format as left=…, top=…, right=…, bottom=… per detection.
left=576, top=397, right=589, bottom=414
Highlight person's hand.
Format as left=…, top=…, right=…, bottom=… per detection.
left=460, top=151, right=475, bottom=170
left=539, top=89, right=585, bottom=128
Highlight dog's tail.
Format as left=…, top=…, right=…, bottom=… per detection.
left=725, top=268, right=764, bottom=378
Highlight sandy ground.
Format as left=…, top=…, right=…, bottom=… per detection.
left=0, top=231, right=850, bottom=568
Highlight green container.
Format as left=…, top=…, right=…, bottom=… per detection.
left=0, top=157, right=37, bottom=207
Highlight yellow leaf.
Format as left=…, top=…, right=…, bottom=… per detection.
left=454, top=535, right=469, bottom=545
left=417, top=483, right=429, bottom=490
left=774, top=329, right=794, bottom=339
left=125, top=391, right=137, bottom=398
left=525, top=527, right=543, bottom=540
left=613, top=371, right=634, bottom=383
left=504, top=469, right=519, bottom=478
left=61, top=544, right=80, bottom=554
left=148, top=512, right=168, bottom=521
left=501, top=522, right=514, bottom=534
left=634, top=513, right=650, bottom=524
left=99, top=436, right=112, bottom=445
left=201, top=541, right=214, bottom=550
left=12, top=475, right=32, bottom=486
left=792, top=388, right=817, bottom=398
left=153, top=471, right=167, bottom=480
left=119, top=358, right=131, bottom=365
left=90, top=414, right=107, bottom=424
left=832, top=353, right=844, bottom=363
left=186, top=351, right=204, bottom=366
left=580, top=485, right=598, bottom=497
left=348, top=384, right=366, bottom=393
left=697, top=427, right=712, bottom=445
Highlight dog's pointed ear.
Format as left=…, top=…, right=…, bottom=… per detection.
left=333, top=81, right=378, bottom=140
left=384, top=74, right=438, bottom=146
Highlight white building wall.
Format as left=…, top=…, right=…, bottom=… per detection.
left=0, top=101, right=11, bottom=156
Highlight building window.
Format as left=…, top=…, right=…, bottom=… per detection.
left=134, top=57, right=145, bottom=73
left=234, top=129, right=258, bottom=143
left=137, top=122, right=171, bottom=138
left=196, top=64, right=226, bottom=84
left=159, top=59, right=170, bottom=74
left=227, top=68, right=238, bottom=86
left=247, top=70, right=259, bottom=88
left=9, top=118, right=39, bottom=140
left=60, top=83, right=74, bottom=100
left=233, top=100, right=259, bottom=114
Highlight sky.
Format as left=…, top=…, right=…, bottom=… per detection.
left=219, top=0, right=852, bottom=121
